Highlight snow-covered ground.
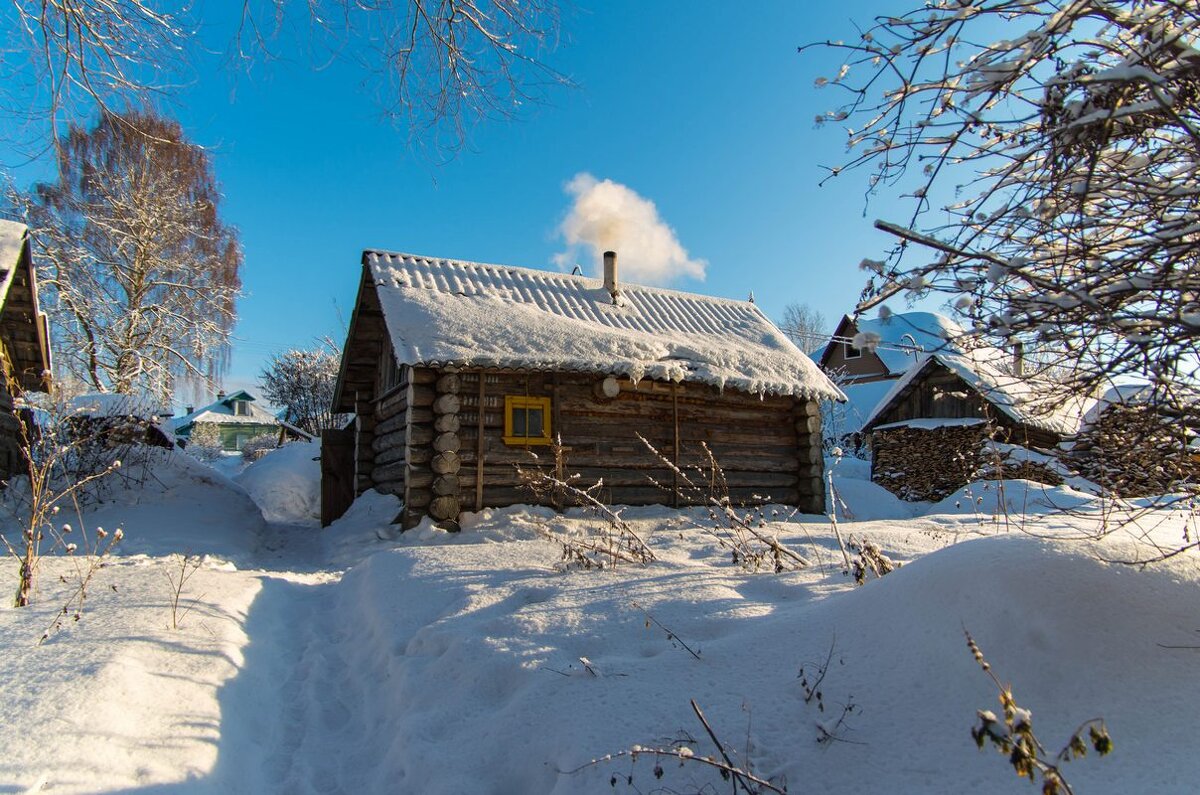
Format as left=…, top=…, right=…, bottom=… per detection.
left=1, top=444, right=1198, bottom=793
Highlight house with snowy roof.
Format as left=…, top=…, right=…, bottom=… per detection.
left=0, top=219, right=52, bottom=477
left=326, top=249, right=844, bottom=529
left=172, top=390, right=311, bottom=452
left=814, top=311, right=969, bottom=442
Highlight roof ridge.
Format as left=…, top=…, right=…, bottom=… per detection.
left=362, top=249, right=762, bottom=311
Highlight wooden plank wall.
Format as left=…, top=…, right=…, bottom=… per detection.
left=387, top=369, right=826, bottom=527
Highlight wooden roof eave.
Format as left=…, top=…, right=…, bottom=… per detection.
left=332, top=260, right=390, bottom=415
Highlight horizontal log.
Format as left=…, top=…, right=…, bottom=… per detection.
left=433, top=475, right=460, bottom=496
left=409, top=426, right=434, bottom=446
left=433, top=394, right=461, bottom=415
left=795, top=416, right=821, bottom=435
left=431, top=451, right=461, bottom=475
left=411, top=385, right=436, bottom=408
left=373, top=461, right=406, bottom=485
left=434, top=414, right=461, bottom=433
left=798, top=445, right=822, bottom=466
left=377, top=387, right=409, bottom=417
left=433, top=432, right=461, bottom=453
left=411, top=368, right=438, bottom=385
left=375, top=412, right=407, bottom=437
left=470, top=483, right=802, bottom=508
left=373, top=432, right=407, bottom=455
left=374, top=445, right=406, bottom=467
left=436, top=374, right=461, bottom=394
left=430, top=495, right=460, bottom=521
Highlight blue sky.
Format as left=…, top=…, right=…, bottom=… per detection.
left=4, top=2, right=921, bottom=409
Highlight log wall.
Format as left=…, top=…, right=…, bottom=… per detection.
left=367, top=368, right=826, bottom=529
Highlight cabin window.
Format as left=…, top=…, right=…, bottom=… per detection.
left=503, top=395, right=552, bottom=446
left=843, top=342, right=861, bottom=360
left=234, top=400, right=250, bottom=416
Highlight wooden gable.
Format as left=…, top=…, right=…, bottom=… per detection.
left=817, top=315, right=891, bottom=383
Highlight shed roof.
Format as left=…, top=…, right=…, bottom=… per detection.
left=0, top=219, right=51, bottom=391
left=356, top=251, right=844, bottom=401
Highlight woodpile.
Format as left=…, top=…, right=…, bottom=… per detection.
left=1069, top=404, right=1200, bottom=497
left=871, top=424, right=1063, bottom=502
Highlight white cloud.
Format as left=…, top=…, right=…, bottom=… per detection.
left=552, top=173, right=706, bottom=286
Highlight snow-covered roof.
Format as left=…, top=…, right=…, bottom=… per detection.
left=71, top=393, right=172, bottom=420
left=171, top=391, right=281, bottom=433
left=863, top=347, right=1090, bottom=437
left=365, top=251, right=844, bottom=400
left=1081, top=382, right=1200, bottom=427
left=852, top=311, right=968, bottom=375
left=0, top=218, right=24, bottom=275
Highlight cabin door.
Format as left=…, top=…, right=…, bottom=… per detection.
left=320, top=427, right=355, bottom=526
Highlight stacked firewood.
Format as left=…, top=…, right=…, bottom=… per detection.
left=1069, top=404, right=1199, bottom=497
left=871, top=424, right=1063, bottom=502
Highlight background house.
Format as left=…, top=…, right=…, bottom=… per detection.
left=327, top=250, right=843, bottom=528
left=814, top=311, right=967, bottom=451
left=172, top=390, right=309, bottom=451
left=0, top=219, right=52, bottom=477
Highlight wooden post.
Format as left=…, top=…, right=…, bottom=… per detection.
left=475, top=372, right=485, bottom=511
left=672, top=381, right=680, bottom=508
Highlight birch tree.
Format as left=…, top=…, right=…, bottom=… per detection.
left=20, top=109, right=241, bottom=402
left=259, top=340, right=347, bottom=435
left=1, top=0, right=567, bottom=153
left=804, top=1, right=1200, bottom=415
left=779, top=303, right=828, bottom=354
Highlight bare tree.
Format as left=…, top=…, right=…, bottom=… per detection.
left=259, top=339, right=347, bottom=435
left=778, top=302, right=828, bottom=354
left=803, top=1, right=1200, bottom=416
left=2, top=0, right=569, bottom=153
left=17, top=109, right=242, bottom=403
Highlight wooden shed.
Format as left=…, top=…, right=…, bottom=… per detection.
left=0, top=220, right=52, bottom=478
left=861, top=349, right=1084, bottom=499
left=325, top=250, right=843, bottom=529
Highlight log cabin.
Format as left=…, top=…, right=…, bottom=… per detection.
left=325, top=249, right=844, bottom=528
left=0, top=220, right=51, bottom=478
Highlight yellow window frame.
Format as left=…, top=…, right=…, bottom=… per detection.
left=503, top=395, right=552, bottom=446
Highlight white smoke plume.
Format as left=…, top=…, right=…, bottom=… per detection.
left=553, top=173, right=707, bottom=286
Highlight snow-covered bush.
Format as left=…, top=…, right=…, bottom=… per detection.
left=184, top=422, right=223, bottom=462
left=240, top=433, right=278, bottom=462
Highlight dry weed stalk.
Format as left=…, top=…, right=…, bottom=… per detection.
left=517, top=441, right=654, bottom=569
left=966, top=630, right=1111, bottom=795
left=569, top=699, right=787, bottom=794
left=637, top=434, right=810, bottom=572
left=165, top=553, right=204, bottom=630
